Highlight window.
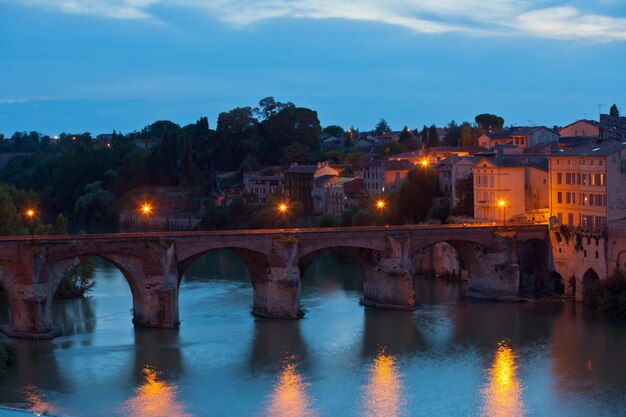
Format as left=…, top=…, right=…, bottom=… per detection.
left=557, top=173, right=562, bottom=184
left=568, top=213, right=574, bottom=226
left=490, top=176, right=494, bottom=187
left=591, top=174, right=596, bottom=186
left=600, top=160, right=603, bottom=166
left=582, top=174, right=587, bottom=185
left=557, top=212, right=563, bottom=223
left=566, top=192, right=572, bottom=204
left=568, top=160, right=571, bottom=165
left=557, top=159, right=561, bottom=165
left=557, top=192, right=563, bottom=204
left=600, top=174, right=605, bottom=186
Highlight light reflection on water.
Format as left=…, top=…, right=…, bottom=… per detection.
left=362, top=349, right=405, bottom=417
left=121, top=366, right=191, bottom=417
left=480, top=342, right=524, bottom=417
left=265, top=357, right=316, bottom=417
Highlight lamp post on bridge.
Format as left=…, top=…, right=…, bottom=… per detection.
left=25, top=208, right=36, bottom=239
left=376, top=199, right=385, bottom=226
left=278, top=202, right=288, bottom=236
left=498, top=199, right=506, bottom=226
left=140, top=203, right=153, bottom=233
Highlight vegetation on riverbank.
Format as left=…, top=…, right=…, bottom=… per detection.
left=54, top=259, right=96, bottom=299
left=584, top=270, right=626, bottom=316
left=0, top=343, right=16, bottom=372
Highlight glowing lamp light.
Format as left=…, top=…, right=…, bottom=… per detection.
left=278, top=203, right=288, bottom=214
left=421, top=159, right=429, bottom=167
left=376, top=200, right=385, bottom=210
left=26, top=209, right=35, bottom=218
left=141, top=204, right=152, bottom=215
left=498, top=200, right=506, bottom=208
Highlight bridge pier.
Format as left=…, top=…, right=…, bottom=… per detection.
left=466, top=247, right=521, bottom=299
left=130, top=245, right=180, bottom=329
left=361, top=258, right=416, bottom=310
left=252, top=240, right=302, bottom=319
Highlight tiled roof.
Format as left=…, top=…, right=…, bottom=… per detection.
left=550, top=140, right=626, bottom=157
left=285, top=165, right=319, bottom=174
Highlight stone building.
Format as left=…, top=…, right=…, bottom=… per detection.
left=284, top=162, right=339, bottom=215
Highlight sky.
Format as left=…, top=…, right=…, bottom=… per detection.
left=1, top=0, right=626, bottom=136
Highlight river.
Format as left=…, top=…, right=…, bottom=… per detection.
left=1, top=249, right=626, bottom=417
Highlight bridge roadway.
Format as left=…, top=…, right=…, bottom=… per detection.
left=0, top=224, right=549, bottom=339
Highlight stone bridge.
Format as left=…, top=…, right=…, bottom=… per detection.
left=0, top=224, right=550, bottom=339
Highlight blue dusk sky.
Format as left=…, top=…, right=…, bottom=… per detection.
left=1, top=0, right=626, bottom=136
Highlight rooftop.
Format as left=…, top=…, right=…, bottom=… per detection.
left=550, top=140, right=626, bottom=157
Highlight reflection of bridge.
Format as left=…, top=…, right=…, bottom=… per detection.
left=0, top=224, right=549, bottom=339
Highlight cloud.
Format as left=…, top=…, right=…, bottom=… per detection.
left=6, top=0, right=626, bottom=41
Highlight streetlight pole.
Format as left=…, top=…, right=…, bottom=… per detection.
left=498, top=200, right=506, bottom=226
left=278, top=202, right=288, bottom=236
left=141, top=203, right=152, bottom=233
left=376, top=199, right=385, bottom=226
left=25, top=208, right=35, bottom=240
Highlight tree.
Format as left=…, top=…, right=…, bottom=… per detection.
left=420, top=125, right=429, bottom=148
left=444, top=120, right=461, bottom=146
left=374, top=119, right=391, bottom=136
left=319, top=213, right=335, bottom=227
left=322, top=125, right=345, bottom=138
left=179, top=133, right=194, bottom=186
left=55, top=259, right=96, bottom=299
left=282, top=142, right=308, bottom=164
left=460, top=122, right=483, bottom=147
left=0, top=187, right=19, bottom=235
left=399, top=126, right=413, bottom=143
left=74, top=181, right=117, bottom=225
left=55, top=213, right=69, bottom=234
left=452, top=174, right=474, bottom=216
left=158, top=129, right=178, bottom=185
left=391, top=166, right=438, bottom=224
left=475, top=113, right=504, bottom=132
left=610, top=104, right=620, bottom=117
left=428, top=125, right=439, bottom=148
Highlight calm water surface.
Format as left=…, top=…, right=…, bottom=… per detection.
left=1, top=250, right=626, bottom=417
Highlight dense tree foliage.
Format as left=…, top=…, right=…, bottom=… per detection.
left=452, top=175, right=474, bottom=216
left=475, top=113, right=504, bottom=132
left=374, top=119, right=391, bottom=136
left=610, top=104, right=620, bottom=118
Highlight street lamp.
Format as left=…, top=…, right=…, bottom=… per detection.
left=278, top=202, right=288, bottom=235
left=376, top=199, right=385, bottom=225
left=25, top=208, right=36, bottom=237
left=140, top=203, right=152, bottom=232
left=498, top=200, right=506, bottom=226
left=421, top=159, right=429, bottom=168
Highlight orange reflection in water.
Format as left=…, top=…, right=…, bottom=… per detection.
left=122, top=366, right=191, bottom=417
left=362, top=349, right=405, bottom=417
left=23, top=385, right=56, bottom=416
left=266, top=359, right=316, bottom=417
left=481, top=342, right=525, bottom=417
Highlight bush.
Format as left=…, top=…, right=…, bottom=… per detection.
left=55, top=259, right=96, bottom=299
left=584, top=270, right=626, bottom=316
left=319, top=213, right=335, bottom=228
left=0, top=343, right=16, bottom=371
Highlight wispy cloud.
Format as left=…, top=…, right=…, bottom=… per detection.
left=7, top=0, right=626, bottom=41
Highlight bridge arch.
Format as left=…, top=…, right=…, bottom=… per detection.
left=518, top=238, right=550, bottom=295
left=412, top=239, right=488, bottom=285
left=582, top=268, right=600, bottom=295
left=44, top=253, right=144, bottom=302
left=177, top=247, right=271, bottom=287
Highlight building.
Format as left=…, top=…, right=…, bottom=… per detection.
left=284, top=162, right=339, bottom=215
left=323, top=178, right=366, bottom=216
left=559, top=120, right=600, bottom=138
left=478, top=127, right=559, bottom=150
left=451, top=156, right=482, bottom=209
left=548, top=141, right=626, bottom=298
left=363, top=159, right=414, bottom=196
left=548, top=141, right=626, bottom=231
left=313, top=174, right=341, bottom=214
left=389, top=147, right=485, bottom=166
left=243, top=172, right=284, bottom=202
left=473, top=157, right=548, bottom=223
